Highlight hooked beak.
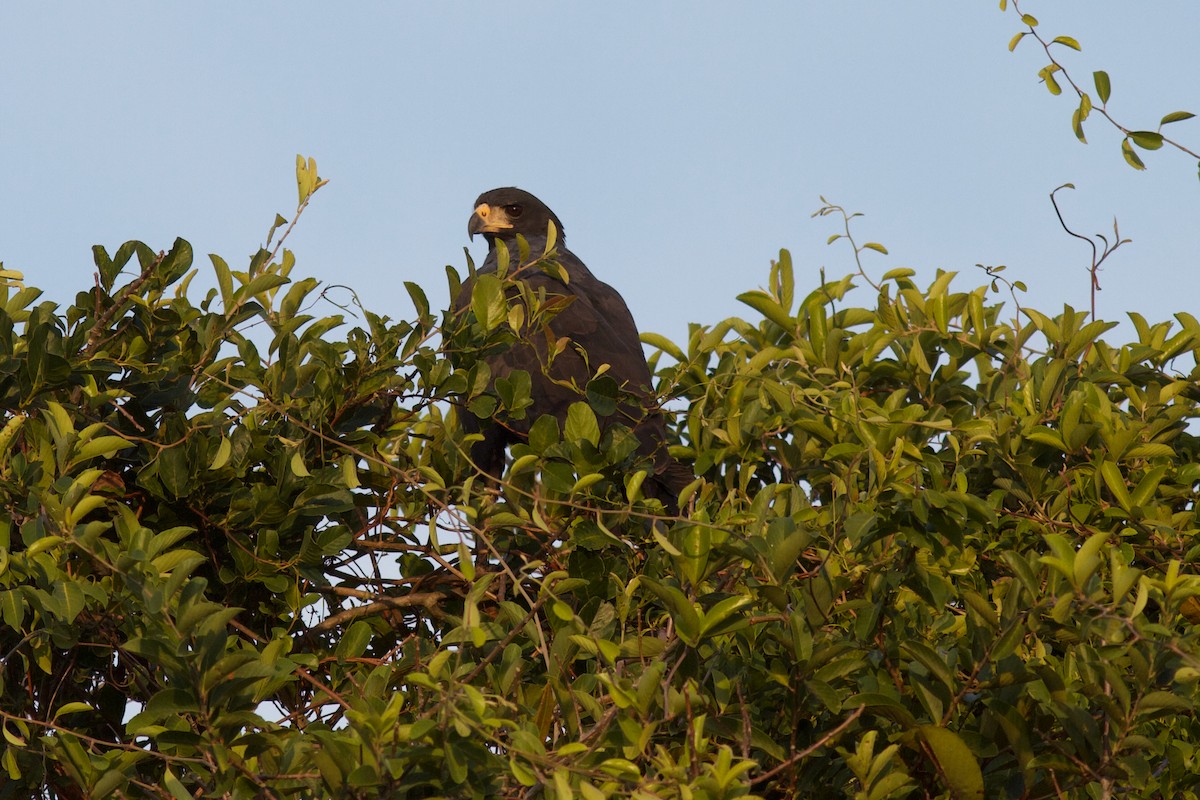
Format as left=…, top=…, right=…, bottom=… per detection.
left=468, top=203, right=514, bottom=239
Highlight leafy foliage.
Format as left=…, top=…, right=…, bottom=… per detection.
left=1002, top=0, right=1199, bottom=176
left=3, top=170, right=1200, bottom=799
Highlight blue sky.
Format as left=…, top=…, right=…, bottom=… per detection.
left=3, top=3, right=1198, bottom=351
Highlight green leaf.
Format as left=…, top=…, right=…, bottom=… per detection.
left=2, top=723, right=25, bottom=748
left=93, top=244, right=120, bottom=292
left=1051, top=35, right=1081, bottom=51
left=339, top=455, right=361, bottom=489
left=847, top=693, right=917, bottom=727
left=737, top=290, right=794, bottom=331
left=0, top=591, right=26, bottom=629
left=640, top=579, right=700, bottom=646
left=962, top=591, right=999, bottom=628
left=471, top=273, right=507, bottom=333
left=651, top=527, right=681, bottom=556
left=52, top=582, right=86, bottom=625
left=1008, top=32, right=1026, bottom=52
left=493, top=237, right=510, bottom=276
left=1129, top=131, right=1164, bottom=150
left=295, top=155, right=324, bottom=203
left=901, top=641, right=956, bottom=691
left=774, top=248, right=794, bottom=311
left=917, top=726, right=984, bottom=800
left=290, top=451, right=311, bottom=478
left=1121, top=138, right=1146, bottom=170
left=1072, top=108, right=1087, bottom=143
left=337, top=620, right=372, bottom=661
left=27, top=536, right=65, bottom=558
left=404, top=281, right=430, bottom=317
left=92, top=770, right=127, bottom=798
left=1073, top=532, right=1108, bottom=587
left=159, top=237, right=194, bottom=283
left=1039, top=65, right=1062, bottom=96
left=1137, top=691, right=1192, bottom=717
left=265, top=213, right=288, bottom=247
left=1094, top=70, right=1111, bottom=104
left=564, top=402, right=600, bottom=446
left=640, top=331, right=685, bottom=361
left=617, top=636, right=666, bottom=658
left=585, top=375, right=619, bottom=417
left=1129, top=465, right=1168, bottom=508
left=210, top=254, right=234, bottom=307
left=242, top=272, right=290, bottom=298
left=1100, top=461, right=1133, bottom=510
left=163, top=768, right=193, bottom=800
left=528, top=414, right=560, bottom=452
left=209, top=437, right=232, bottom=470
left=52, top=702, right=93, bottom=720
left=1160, top=110, right=1195, bottom=126
left=74, top=435, right=135, bottom=463
left=541, top=461, right=575, bottom=494
left=698, top=595, right=751, bottom=637
left=570, top=473, right=605, bottom=495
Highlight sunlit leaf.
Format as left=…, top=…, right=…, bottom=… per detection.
left=1094, top=70, right=1111, bottom=104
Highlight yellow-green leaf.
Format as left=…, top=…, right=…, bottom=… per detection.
left=1073, top=532, right=1108, bottom=587
left=1161, top=110, right=1195, bottom=126
left=290, top=451, right=310, bottom=478
left=737, top=290, right=794, bottom=331
left=53, top=702, right=93, bottom=719
left=208, top=437, right=232, bottom=470
left=1121, top=138, right=1146, bottom=170
left=1094, top=70, right=1111, bottom=104
left=1100, top=461, right=1132, bottom=510
left=640, top=331, right=685, bottom=361
left=1129, top=131, right=1164, bottom=151
left=917, top=726, right=984, bottom=800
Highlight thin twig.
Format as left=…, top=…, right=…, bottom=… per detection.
left=86, top=250, right=164, bottom=352
left=751, top=706, right=865, bottom=787
left=1049, top=183, right=1130, bottom=320
left=307, top=592, right=450, bottom=634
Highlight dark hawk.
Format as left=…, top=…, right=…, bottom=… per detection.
left=453, top=187, right=691, bottom=511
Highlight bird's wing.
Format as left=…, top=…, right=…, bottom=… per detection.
left=521, top=248, right=654, bottom=390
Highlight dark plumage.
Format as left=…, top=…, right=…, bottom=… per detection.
left=453, top=187, right=691, bottom=510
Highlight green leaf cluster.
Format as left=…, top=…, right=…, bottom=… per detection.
left=3, top=215, right=1200, bottom=798
left=1004, top=1, right=1198, bottom=175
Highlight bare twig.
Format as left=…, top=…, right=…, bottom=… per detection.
left=86, top=250, right=164, bottom=352
left=750, top=706, right=865, bottom=787
left=812, top=199, right=885, bottom=291
left=1049, top=183, right=1131, bottom=320
left=307, top=591, right=450, bottom=634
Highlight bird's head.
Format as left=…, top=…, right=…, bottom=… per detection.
left=468, top=187, right=565, bottom=244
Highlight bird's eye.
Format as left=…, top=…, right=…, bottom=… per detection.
left=504, top=205, right=523, bottom=219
